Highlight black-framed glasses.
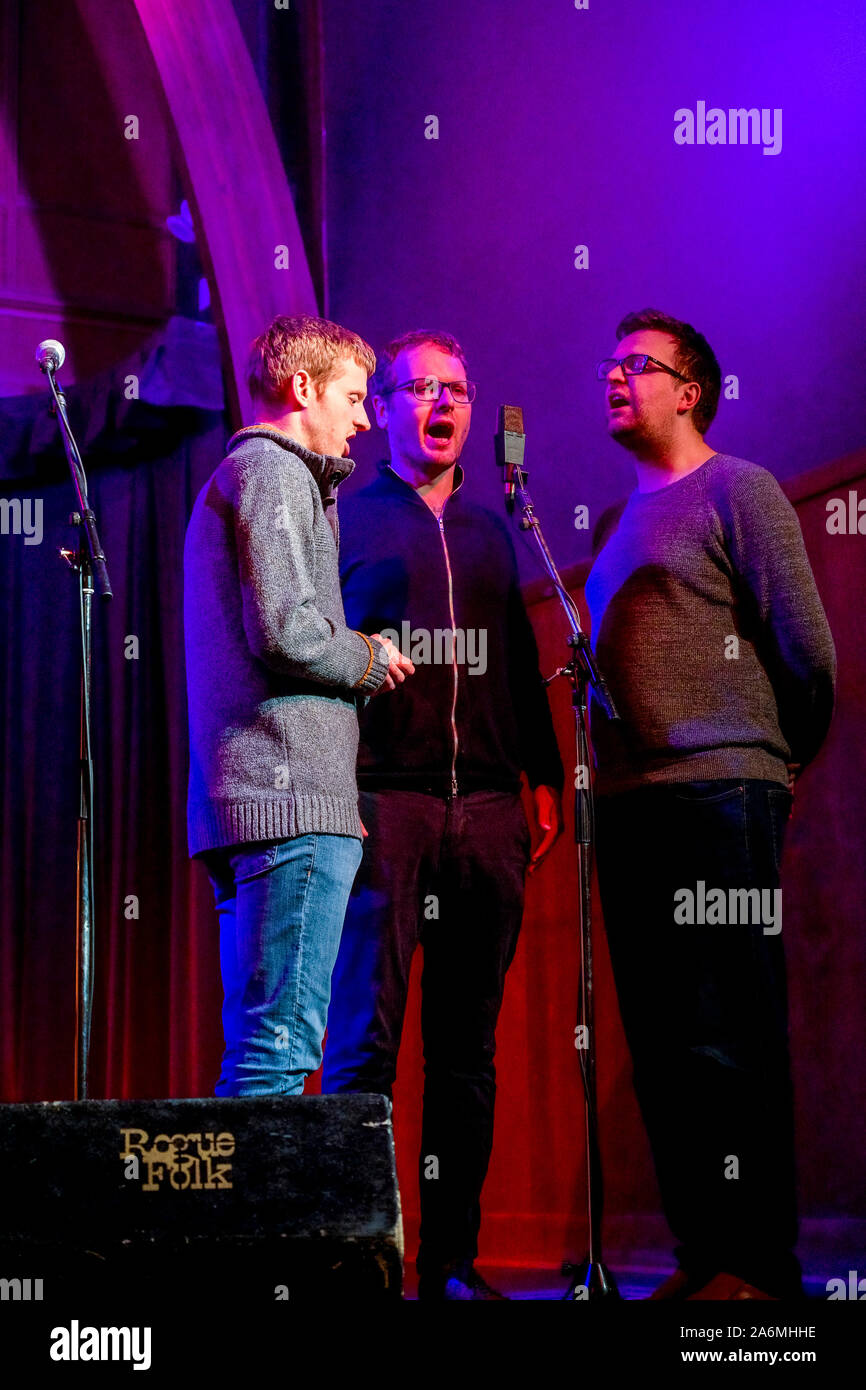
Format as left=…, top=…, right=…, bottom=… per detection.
left=596, top=353, right=688, bottom=382
left=382, top=377, right=477, bottom=405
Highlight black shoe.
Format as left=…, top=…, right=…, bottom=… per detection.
left=417, top=1260, right=510, bottom=1301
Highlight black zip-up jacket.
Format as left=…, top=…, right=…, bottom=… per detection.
left=339, top=461, right=564, bottom=796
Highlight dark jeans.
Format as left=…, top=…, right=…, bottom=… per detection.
left=595, top=778, right=802, bottom=1297
left=321, top=788, right=531, bottom=1271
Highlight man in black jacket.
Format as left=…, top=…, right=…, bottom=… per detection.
left=321, top=330, right=564, bottom=1300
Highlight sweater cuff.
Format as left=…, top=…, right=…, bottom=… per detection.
left=352, top=633, right=390, bottom=692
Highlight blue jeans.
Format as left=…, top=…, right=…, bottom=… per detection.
left=201, top=834, right=363, bottom=1097
left=595, top=778, right=801, bottom=1297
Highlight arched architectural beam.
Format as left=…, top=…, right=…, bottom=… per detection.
left=132, top=0, right=318, bottom=425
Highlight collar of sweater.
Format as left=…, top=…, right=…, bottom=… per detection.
left=227, top=425, right=356, bottom=493
left=376, top=458, right=465, bottom=503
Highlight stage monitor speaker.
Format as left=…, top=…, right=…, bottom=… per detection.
left=0, top=1094, right=403, bottom=1305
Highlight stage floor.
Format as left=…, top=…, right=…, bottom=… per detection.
left=401, top=1263, right=843, bottom=1301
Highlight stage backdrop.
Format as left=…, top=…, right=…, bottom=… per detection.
left=321, top=0, right=866, bottom=575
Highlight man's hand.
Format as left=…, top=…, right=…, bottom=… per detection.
left=370, top=634, right=415, bottom=694
left=527, top=784, right=563, bottom=875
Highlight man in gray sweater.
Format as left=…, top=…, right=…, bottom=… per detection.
left=587, top=309, right=836, bottom=1301
left=184, top=315, right=412, bottom=1097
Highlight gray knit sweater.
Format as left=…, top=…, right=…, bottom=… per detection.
left=585, top=453, right=836, bottom=796
left=183, top=426, right=389, bottom=854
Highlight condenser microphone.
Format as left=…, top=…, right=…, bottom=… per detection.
left=35, top=339, right=66, bottom=373
left=495, top=404, right=525, bottom=513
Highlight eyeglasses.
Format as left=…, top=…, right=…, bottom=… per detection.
left=382, top=377, right=477, bottom=405
left=596, top=354, right=688, bottom=382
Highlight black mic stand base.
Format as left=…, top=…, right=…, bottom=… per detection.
left=561, top=1257, right=622, bottom=1301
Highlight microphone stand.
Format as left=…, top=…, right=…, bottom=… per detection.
left=41, top=360, right=113, bottom=1099
left=507, top=463, right=621, bottom=1301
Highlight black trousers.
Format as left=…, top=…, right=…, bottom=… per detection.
left=595, top=778, right=803, bottom=1297
left=321, top=787, right=530, bottom=1270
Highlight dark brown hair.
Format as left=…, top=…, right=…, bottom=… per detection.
left=616, top=308, right=721, bottom=434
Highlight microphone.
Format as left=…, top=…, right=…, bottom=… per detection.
left=495, top=404, right=525, bottom=513
left=35, top=339, right=66, bottom=373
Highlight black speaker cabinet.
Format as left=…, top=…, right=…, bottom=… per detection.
left=0, top=1094, right=403, bottom=1304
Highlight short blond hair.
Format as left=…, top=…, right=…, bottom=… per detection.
left=372, top=329, right=469, bottom=396
left=247, top=314, right=376, bottom=406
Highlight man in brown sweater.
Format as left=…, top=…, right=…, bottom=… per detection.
left=586, top=308, right=836, bottom=1301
